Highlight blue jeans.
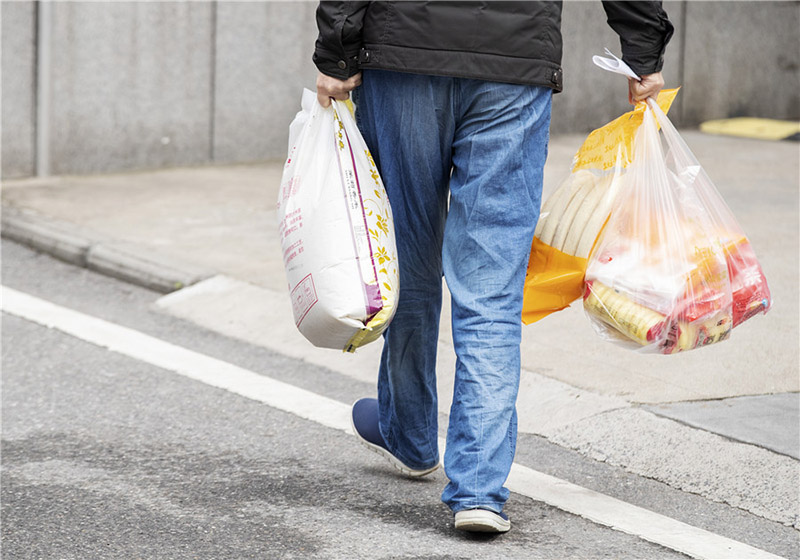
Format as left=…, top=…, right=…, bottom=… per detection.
left=353, top=70, right=552, bottom=513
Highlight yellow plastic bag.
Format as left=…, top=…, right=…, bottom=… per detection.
left=521, top=89, right=679, bottom=324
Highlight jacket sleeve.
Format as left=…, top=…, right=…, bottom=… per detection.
left=601, top=1, right=674, bottom=76
left=313, top=1, right=370, bottom=79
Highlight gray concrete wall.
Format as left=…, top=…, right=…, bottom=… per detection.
left=1, top=1, right=798, bottom=178
left=1, top=1, right=37, bottom=178
left=552, top=0, right=685, bottom=134
left=681, top=1, right=800, bottom=124
left=45, top=2, right=214, bottom=175
left=213, top=2, right=318, bottom=162
left=554, top=0, right=800, bottom=133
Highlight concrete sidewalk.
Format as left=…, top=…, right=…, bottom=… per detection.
left=2, top=131, right=799, bottom=527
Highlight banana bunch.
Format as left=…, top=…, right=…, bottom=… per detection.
left=535, top=169, right=623, bottom=259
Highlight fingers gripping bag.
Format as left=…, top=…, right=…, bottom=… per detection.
left=277, top=89, right=399, bottom=352
left=583, top=99, right=771, bottom=354
left=522, top=89, right=680, bottom=324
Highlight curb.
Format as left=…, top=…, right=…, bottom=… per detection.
left=1, top=205, right=214, bottom=293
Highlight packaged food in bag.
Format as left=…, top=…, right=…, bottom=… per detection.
left=649, top=101, right=771, bottom=328
left=522, top=89, right=679, bottom=324
left=583, top=99, right=770, bottom=354
left=277, top=89, right=399, bottom=352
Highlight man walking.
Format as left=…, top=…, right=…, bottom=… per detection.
left=313, top=1, right=672, bottom=533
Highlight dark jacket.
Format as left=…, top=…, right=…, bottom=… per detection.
left=313, top=1, right=673, bottom=92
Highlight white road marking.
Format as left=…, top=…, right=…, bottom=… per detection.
left=2, top=285, right=785, bottom=560
left=2, top=285, right=350, bottom=433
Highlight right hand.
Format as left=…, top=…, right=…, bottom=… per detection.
left=316, top=71, right=363, bottom=108
left=628, top=72, right=665, bottom=105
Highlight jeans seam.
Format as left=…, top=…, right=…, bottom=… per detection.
left=474, top=413, right=483, bottom=507
left=425, top=398, right=438, bottom=464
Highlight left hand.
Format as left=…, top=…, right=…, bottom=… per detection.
left=628, top=72, right=665, bottom=105
left=316, top=71, right=362, bottom=108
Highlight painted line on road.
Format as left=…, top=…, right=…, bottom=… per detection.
left=1, top=286, right=785, bottom=560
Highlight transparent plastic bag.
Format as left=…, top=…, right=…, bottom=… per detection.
left=651, top=101, right=772, bottom=329
left=522, top=89, right=679, bottom=324
left=277, top=89, right=399, bottom=352
left=583, top=100, right=771, bottom=354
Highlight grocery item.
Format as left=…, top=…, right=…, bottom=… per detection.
left=724, top=238, right=771, bottom=327
left=583, top=280, right=666, bottom=345
left=573, top=172, right=624, bottom=259
left=583, top=99, right=770, bottom=354
left=562, top=173, right=608, bottom=256
left=550, top=174, right=597, bottom=253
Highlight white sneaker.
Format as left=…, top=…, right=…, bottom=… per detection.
left=454, top=508, right=511, bottom=533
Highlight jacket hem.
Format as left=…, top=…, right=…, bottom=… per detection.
left=362, top=43, right=563, bottom=92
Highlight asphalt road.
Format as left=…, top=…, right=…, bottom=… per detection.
left=2, top=239, right=797, bottom=559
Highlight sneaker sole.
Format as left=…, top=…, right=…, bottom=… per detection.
left=350, top=412, right=440, bottom=478
left=454, top=510, right=511, bottom=533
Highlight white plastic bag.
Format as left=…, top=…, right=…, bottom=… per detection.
left=277, top=89, right=399, bottom=352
